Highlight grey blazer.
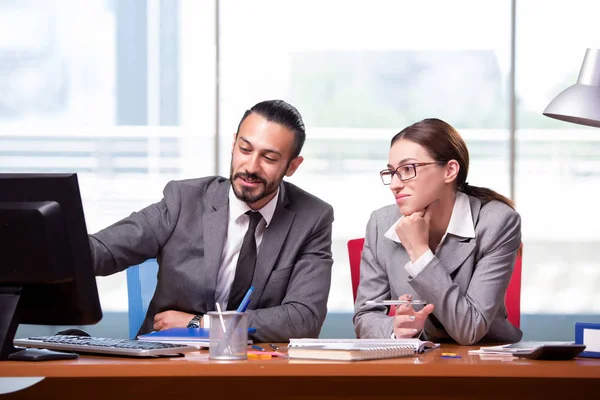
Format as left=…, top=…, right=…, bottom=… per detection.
left=89, top=176, right=334, bottom=342
left=353, top=195, right=523, bottom=345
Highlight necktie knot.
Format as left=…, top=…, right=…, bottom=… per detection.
left=246, top=211, right=262, bottom=230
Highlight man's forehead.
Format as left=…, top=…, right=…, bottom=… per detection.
left=237, top=114, right=295, bottom=153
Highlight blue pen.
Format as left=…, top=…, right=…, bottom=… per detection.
left=251, top=345, right=266, bottom=352
left=236, top=286, right=254, bottom=312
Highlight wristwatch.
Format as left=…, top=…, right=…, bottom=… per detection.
left=187, top=314, right=204, bottom=328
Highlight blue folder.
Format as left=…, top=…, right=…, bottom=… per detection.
left=575, top=322, right=600, bottom=358
left=137, top=327, right=256, bottom=341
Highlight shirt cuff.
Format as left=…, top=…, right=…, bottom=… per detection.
left=404, top=249, right=434, bottom=278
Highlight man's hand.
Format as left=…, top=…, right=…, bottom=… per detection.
left=395, top=200, right=437, bottom=262
left=393, top=294, right=435, bottom=339
left=153, top=310, right=196, bottom=331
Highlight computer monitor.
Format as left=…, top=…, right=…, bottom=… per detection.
left=0, top=173, right=102, bottom=361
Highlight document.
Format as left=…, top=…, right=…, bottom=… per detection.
left=469, top=341, right=575, bottom=355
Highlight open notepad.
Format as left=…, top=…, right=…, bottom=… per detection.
left=288, top=338, right=439, bottom=361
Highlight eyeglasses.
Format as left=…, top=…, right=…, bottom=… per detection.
left=379, top=162, right=445, bottom=185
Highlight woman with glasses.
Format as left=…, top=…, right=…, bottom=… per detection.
left=353, top=118, right=522, bottom=345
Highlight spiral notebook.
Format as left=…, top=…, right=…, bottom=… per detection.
left=287, top=343, right=416, bottom=361
left=289, top=338, right=439, bottom=354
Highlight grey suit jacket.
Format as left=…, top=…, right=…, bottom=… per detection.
left=353, top=195, right=523, bottom=345
left=89, top=176, right=334, bottom=342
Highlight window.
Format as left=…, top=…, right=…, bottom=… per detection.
left=4, top=0, right=598, bottom=332
left=0, top=0, right=216, bottom=312
left=516, top=0, right=600, bottom=314
left=219, top=0, right=511, bottom=311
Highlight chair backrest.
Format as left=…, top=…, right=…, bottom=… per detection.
left=506, top=245, right=523, bottom=328
left=348, top=238, right=395, bottom=316
left=347, top=238, right=522, bottom=328
left=126, top=259, right=159, bottom=339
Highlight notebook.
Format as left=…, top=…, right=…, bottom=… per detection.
left=288, top=338, right=439, bottom=354
left=287, top=343, right=417, bottom=361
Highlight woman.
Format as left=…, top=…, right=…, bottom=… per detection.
left=353, top=118, right=522, bottom=345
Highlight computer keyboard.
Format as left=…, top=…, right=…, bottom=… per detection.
left=14, top=335, right=198, bottom=358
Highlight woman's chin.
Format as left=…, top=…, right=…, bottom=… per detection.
left=397, top=203, right=415, bottom=216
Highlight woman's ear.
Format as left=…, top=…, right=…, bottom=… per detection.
left=445, top=160, right=460, bottom=184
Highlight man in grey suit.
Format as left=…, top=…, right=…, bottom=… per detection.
left=90, top=100, right=334, bottom=342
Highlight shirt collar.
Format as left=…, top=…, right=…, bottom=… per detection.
left=228, top=186, right=279, bottom=227
left=384, top=191, right=475, bottom=244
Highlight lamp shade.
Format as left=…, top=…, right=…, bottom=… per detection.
left=543, top=48, right=600, bottom=128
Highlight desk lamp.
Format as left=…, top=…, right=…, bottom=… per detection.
left=543, top=48, right=600, bottom=127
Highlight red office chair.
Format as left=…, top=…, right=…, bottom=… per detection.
left=348, top=238, right=523, bottom=328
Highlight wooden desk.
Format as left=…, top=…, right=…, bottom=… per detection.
left=1, top=345, right=599, bottom=399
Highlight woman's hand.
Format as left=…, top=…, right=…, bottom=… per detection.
left=395, top=201, right=437, bottom=262
left=393, top=294, right=435, bottom=338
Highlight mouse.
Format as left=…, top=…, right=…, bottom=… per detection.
left=54, top=328, right=91, bottom=337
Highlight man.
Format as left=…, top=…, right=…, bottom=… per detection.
left=90, top=100, right=334, bottom=342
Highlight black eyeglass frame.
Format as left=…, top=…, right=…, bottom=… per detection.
left=379, top=161, right=446, bottom=185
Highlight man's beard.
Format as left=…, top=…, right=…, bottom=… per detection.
left=230, top=167, right=282, bottom=205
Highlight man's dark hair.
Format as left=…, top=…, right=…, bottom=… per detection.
left=236, top=100, right=306, bottom=159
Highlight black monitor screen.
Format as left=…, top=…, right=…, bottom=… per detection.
left=0, top=173, right=102, bottom=360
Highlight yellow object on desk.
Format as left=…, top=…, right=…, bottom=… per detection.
left=248, top=352, right=272, bottom=360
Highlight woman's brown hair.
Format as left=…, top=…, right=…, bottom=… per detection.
left=391, top=118, right=514, bottom=209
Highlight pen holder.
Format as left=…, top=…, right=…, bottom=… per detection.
left=208, top=311, right=248, bottom=360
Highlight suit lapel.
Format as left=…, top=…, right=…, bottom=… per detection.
left=435, top=195, right=481, bottom=275
left=251, top=183, right=294, bottom=307
left=202, top=180, right=230, bottom=311
left=436, top=236, right=476, bottom=275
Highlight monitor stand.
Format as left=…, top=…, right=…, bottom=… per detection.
left=0, top=287, right=78, bottom=361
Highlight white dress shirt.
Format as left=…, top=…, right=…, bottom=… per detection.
left=214, top=187, right=279, bottom=310
left=384, top=191, right=476, bottom=278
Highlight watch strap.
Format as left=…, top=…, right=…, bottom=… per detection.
left=186, top=314, right=204, bottom=328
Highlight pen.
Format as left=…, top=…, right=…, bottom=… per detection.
left=251, top=345, right=266, bottom=352
left=365, top=300, right=428, bottom=306
left=236, top=286, right=254, bottom=312
left=215, top=302, right=227, bottom=333
left=215, top=302, right=231, bottom=355
left=269, top=343, right=279, bottom=351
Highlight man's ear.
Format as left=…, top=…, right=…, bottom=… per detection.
left=285, top=156, right=304, bottom=177
left=445, top=160, right=460, bottom=184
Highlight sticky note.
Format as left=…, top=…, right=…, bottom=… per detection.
left=248, top=352, right=272, bottom=360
